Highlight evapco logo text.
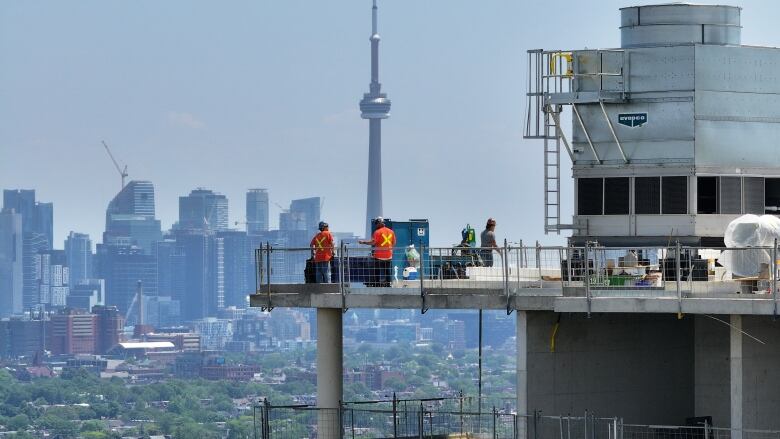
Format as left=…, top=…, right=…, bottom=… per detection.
left=617, top=113, right=648, bottom=128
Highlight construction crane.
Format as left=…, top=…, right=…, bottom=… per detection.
left=101, top=140, right=129, bottom=190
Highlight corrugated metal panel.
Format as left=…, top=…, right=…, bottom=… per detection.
left=696, top=45, right=780, bottom=94
left=572, top=100, right=694, bottom=164
left=695, top=120, right=780, bottom=168
left=627, top=46, right=695, bottom=93
left=621, top=5, right=740, bottom=27
left=620, top=4, right=740, bottom=47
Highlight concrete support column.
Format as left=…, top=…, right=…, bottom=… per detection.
left=317, top=308, right=343, bottom=438
left=517, top=311, right=528, bottom=439
left=730, top=314, right=743, bottom=439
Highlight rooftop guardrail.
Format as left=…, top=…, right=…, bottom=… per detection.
left=254, top=243, right=780, bottom=316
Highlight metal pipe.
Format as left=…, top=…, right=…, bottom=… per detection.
left=478, top=309, right=483, bottom=418
left=265, top=243, right=272, bottom=311
left=676, top=241, right=682, bottom=315
left=598, top=100, right=628, bottom=163
left=393, top=392, right=398, bottom=438
left=559, top=248, right=565, bottom=291
left=774, top=238, right=778, bottom=319
left=418, top=403, right=424, bottom=439
left=536, top=241, right=542, bottom=286
left=339, top=242, right=345, bottom=289
left=572, top=104, right=601, bottom=164
left=584, top=245, right=591, bottom=317
left=504, top=240, right=510, bottom=312
left=420, top=245, right=426, bottom=313
left=584, top=410, right=588, bottom=439
left=254, top=249, right=260, bottom=294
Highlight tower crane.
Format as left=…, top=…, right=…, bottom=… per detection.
left=101, top=140, right=129, bottom=190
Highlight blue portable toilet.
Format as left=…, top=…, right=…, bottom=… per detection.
left=384, top=219, right=429, bottom=279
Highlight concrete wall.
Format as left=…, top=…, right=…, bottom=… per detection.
left=693, top=315, right=730, bottom=426
left=527, top=312, right=695, bottom=424
left=694, top=315, right=780, bottom=430
left=741, top=316, right=780, bottom=430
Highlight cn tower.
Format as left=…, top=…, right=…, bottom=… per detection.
left=359, top=0, right=391, bottom=238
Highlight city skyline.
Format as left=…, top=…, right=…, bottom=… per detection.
left=0, top=183, right=342, bottom=250
left=5, top=1, right=780, bottom=248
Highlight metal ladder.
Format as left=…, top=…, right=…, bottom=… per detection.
left=525, top=50, right=573, bottom=234
left=543, top=104, right=562, bottom=234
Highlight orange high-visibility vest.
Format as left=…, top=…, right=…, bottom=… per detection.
left=372, top=226, right=396, bottom=260
left=310, top=231, right=334, bottom=262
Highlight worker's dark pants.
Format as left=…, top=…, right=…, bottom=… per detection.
left=481, top=250, right=494, bottom=267
left=372, top=258, right=392, bottom=287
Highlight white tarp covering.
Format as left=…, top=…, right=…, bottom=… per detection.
left=722, top=214, right=780, bottom=277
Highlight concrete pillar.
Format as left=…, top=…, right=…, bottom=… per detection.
left=317, top=308, right=343, bottom=438
left=517, top=311, right=528, bottom=439
left=730, top=315, right=743, bottom=439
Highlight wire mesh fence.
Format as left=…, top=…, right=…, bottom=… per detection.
left=254, top=243, right=780, bottom=304
left=253, top=403, right=780, bottom=439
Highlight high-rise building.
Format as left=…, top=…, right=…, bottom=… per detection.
left=178, top=188, right=229, bottom=232
left=155, top=239, right=186, bottom=300
left=104, top=181, right=162, bottom=254
left=281, top=197, right=320, bottom=233
left=143, top=295, right=181, bottom=328
left=2, top=190, right=35, bottom=233
left=64, top=232, right=92, bottom=284
left=33, top=202, right=53, bottom=249
left=0, top=317, right=46, bottom=358
left=3, top=190, right=54, bottom=310
left=0, top=210, right=23, bottom=317
left=359, top=0, right=391, bottom=237
left=67, top=279, right=105, bottom=311
left=173, top=229, right=220, bottom=320
left=36, top=250, right=69, bottom=308
left=93, top=305, right=123, bottom=354
left=96, top=244, right=157, bottom=316
left=192, top=317, right=233, bottom=350
left=3, top=190, right=52, bottom=247
left=246, top=189, right=269, bottom=235
left=23, top=234, right=49, bottom=309
left=217, top=230, right=250, bottom=309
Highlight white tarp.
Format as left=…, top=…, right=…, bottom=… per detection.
left=722, top=214, right=780, bottom=277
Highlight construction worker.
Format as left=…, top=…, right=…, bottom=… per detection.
left=480, top=218, right=498, bottom=267
left=310, top=221, right=334, bottom=283
left=359, top=217, right=396, bottom=287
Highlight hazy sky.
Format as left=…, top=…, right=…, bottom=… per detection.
left=2, top=0, right=780, bottom=247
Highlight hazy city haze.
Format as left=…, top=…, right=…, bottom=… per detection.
left=3, top=0, right=780, bottom=245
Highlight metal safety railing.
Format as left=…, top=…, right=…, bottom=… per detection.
left=255, top=242, right=780, bottom=316
left=253, top=402, right=780, bottom=439
left=253, top=399, right=525, bottom=439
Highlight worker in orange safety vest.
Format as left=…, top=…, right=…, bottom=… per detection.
left=310, top=221, right=334, bottom=283
left=359, top=216, right=396, bottom=287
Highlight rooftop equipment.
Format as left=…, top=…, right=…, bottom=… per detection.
left=525, top=3, right=780, bottom=247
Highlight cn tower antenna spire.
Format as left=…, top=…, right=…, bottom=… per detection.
left=360, top=0, right=391, bottom=238
left=372, top=0, right=378, bottom=35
